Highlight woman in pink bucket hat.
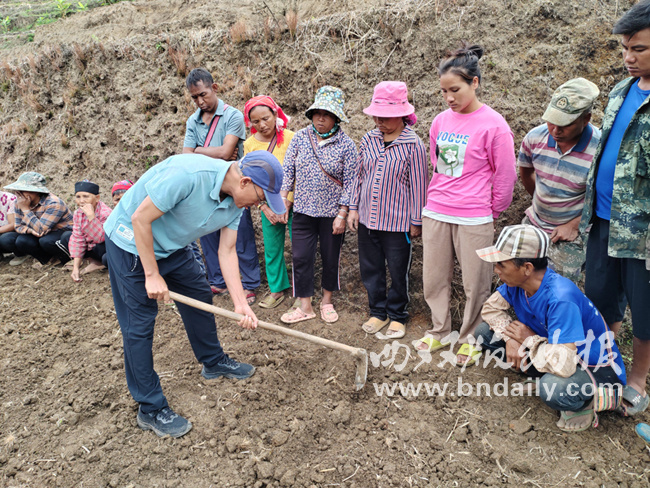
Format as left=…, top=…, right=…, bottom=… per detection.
left=348, top=81, right=428, bottom=339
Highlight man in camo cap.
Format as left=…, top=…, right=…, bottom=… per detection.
left=518, top=77, right=601, bottom=280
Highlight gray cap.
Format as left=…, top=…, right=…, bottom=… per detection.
left=4, top=171, right=49, bottom=194
left=542, top=78, right=600, bottom=126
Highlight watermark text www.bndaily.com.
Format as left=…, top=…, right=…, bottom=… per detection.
left=373, top=377, right=556, bottom=399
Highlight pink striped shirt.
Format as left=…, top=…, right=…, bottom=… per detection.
left=350, top=127, right=428, bottom=232
left=68, top=200, right=112, bottom=258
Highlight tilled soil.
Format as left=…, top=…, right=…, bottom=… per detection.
left=1, top=0, right=650, bottom=486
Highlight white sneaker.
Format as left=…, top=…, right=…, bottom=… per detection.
left=2, top=253, right=13, bottom=258
left=9, top=255, right=29, bottom=266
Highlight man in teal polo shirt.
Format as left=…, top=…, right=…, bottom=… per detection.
left=183, top=68, right=260, bottom=302
left=104, top=151, right=285, bottom=438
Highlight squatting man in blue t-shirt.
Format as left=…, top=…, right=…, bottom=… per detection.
left=103, top=151, right=285, bottom=438
left=473, top=225, right=626, bottom=433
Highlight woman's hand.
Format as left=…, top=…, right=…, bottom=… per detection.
left=410, top=224, right=422, bottom=238
left=15, top=192, right=31, bottom=212
left=347, top=210, right=359, bottom=232
left=71, top=268, right=82, bottom=283
left=332, top=216, right=346, bottom=235
left=261, top=204, right=280, bottom=225
left=79, top=203, right=96, bottom=221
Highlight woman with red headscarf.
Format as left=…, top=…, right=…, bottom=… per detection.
left=244, top=95, right=295, bottom=309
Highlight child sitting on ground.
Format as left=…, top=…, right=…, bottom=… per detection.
left=111, top=180, right=133, bottom=206
left=60, top=180, right=112, bottom=282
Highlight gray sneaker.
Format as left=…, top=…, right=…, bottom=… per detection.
left=9, top=255, right=29, bottom=266
left=136, top=406, right=192, bottom=438
left=202, top=355, right=255, bottom=380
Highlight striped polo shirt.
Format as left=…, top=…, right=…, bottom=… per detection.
left=518, top=123, right=601, bottom=233
left=349, top=126, right=428, bottom=232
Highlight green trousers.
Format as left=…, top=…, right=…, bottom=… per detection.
left=261, top=210, right=292, bottom=293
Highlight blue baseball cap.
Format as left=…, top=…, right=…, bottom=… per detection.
left=239, top=150, right=285, bottom=214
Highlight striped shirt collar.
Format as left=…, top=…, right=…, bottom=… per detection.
left=546, top=123, right=594, bottom=154
left=368, top=126, right=418, bottom=145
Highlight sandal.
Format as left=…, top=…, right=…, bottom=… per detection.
left=455, top=343, right=481, bottom=367
left=259, top=294, right=285, bottom=309
left=210, top=286, right=229, bottom=296
left=320, top=304, right=339, bottom=323
left=616, top=385, right=649, bottom=417
left=245, top=291, right=256, bottom=305
left=557, top=405, right=594, bottom=433
left=281, top=307, right=316, bottom=324
left=377, top=321, right=405, bottom=340
left=415, top=334, right=451, bottom=352
left=362, top=317, right=390, bottom=334
left=635, top=423, right=650, bottom=444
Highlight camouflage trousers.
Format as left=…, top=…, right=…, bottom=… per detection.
left=522, top=216, right=586, bottom=282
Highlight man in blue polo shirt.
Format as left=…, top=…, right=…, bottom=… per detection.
left=518, top=78, right=601, bottom=280
left=104, top=151, right=284, bottom=438
left=474, top=225, right=625, bottom=433
left=182, top=68, right=261, bottom=303
left=580, top=1, right=650, bottom=417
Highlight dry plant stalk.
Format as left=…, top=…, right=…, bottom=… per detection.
left=0, top=61, right=13, bottom=81
left=72, top=43, right=87, bottom=71
left=286, top=10, right=298, bottom=39
left=26, top=54, right=41, bottom=73
left=241, top=79, right=252, bottom=100
left=167, top=45, right=189, bottom=77
left=230, top=20, right=248, bottom=43
left=263, top=17, right=273, bottom=42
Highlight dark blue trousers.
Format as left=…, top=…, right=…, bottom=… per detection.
left=358, top=224, right=412, bottom=322
left=200, top=207, right=260, bottom=290
left=105, top=238, right=226, bottom=413
left=0, top=229, right=70, bottom=264
left=474, top=322, right=623, bottom=412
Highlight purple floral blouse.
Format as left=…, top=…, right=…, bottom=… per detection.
left=282, top=127, right=358, bottom=218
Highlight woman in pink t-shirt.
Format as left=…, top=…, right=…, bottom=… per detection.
left=416, top=45, right=517, bottom=366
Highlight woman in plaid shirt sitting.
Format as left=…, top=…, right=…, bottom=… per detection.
left=59, top=180, right=112, bottom=282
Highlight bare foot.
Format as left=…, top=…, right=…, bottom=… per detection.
left=81, top=262, right=105, bottom=275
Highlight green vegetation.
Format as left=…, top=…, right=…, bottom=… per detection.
left=0, top=0, right=133, bottom=48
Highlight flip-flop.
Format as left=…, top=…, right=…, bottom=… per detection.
left=259, top=294, right=285, bottom=309
left=455, top=343, right=481, bottom=367
left=281, top=307, right=316, bottom=324
left=557, top=407, right=594, bottom=433
left=635, top=423, right=650, bottom=444
left=415, top=334, right=451, bottom=352
left=245, top=291, right=256, bottom=305
left=362, top=317, right=390, bottom=334
left=617, top=385, right=650, bottom=417
left=210, top=286, right=229, bottom=296
left=377, top=321, right=405, bottom=340
left=320, top=304, right=339, bottom=323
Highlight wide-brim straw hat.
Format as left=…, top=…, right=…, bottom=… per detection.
left=363, top=81, right=415, bottom=118
left=4, top=171, right=49, bottom=194
left=305, top=85, right=349, bottom=123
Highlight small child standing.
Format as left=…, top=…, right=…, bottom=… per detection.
left=60, top=180, right=112, bottom=282
left=111, top=180, right=133, bottom=206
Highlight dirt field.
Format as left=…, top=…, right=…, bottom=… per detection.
left=1, top=0, right=649, bottom=487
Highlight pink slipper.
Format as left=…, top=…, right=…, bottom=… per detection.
left=320, top=304, right=339, bottom=323
left=281, top=307, right=316, bottom=324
